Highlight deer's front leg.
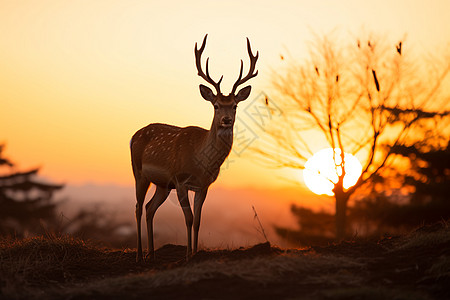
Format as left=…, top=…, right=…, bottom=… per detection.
left=176, top=185, right=193, bottom=260
left=193, top=188, right=208, bottom=254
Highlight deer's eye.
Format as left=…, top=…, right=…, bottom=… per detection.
left=214, top=104, right=219, bottom=110
left=233, top=105, right=237, bottom=110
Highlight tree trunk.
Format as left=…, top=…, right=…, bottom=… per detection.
left=333, top=179, right=349, bottom=241
left=335, top=194, right=347, bottom=241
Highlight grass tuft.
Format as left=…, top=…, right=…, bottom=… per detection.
left=0, top=235, right=138, bottom=299
left=391, top=222, right=450, bottom=251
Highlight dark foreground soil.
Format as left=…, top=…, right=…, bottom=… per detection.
left=1, top=222, right=450, bottom=300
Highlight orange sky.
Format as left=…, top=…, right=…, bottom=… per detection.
left=1, top=0, right=450, bottom=191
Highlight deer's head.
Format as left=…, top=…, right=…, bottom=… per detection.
left=195, top=35, right=258, bottom=131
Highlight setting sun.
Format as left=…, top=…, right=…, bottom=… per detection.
left=303, top=148, right=362, bottom=196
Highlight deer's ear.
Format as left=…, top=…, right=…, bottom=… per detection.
left=200, top=84, right=215, bottom=102
left=235, top=85, right=252, bottom=102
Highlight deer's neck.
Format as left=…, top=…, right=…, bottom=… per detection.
left=198, top=123, right=233, bottom=171
left=209, top=124, right=233, bottom=149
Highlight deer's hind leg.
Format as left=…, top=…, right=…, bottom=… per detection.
left=135, top=178, right=150, bottom=262
left=175, top=185, right=193, bottom=260
left=193, top=188, right=208, bottom=254
left=145, top=185, right=170, bottom=261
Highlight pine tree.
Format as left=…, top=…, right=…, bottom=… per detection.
left=0, top=145, right=63, bottom=237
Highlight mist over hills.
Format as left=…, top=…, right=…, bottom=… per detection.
left=55, top=183, right=317, bottom=248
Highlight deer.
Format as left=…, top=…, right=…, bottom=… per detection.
left=130, top=34, right=258, bottom=262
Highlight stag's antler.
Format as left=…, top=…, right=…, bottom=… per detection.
left=231, top=38, right=259, bottom=94
left=195, top=34, right=223, bottom=95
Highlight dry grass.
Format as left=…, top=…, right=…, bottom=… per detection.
left=0, top=235, right=140, bottom=299
left=66, top=254, right=363, bottom=294
left=1, top=222, right=450, bottom=300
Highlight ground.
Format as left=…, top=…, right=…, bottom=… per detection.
left=1, top=222, right=449, bottom=300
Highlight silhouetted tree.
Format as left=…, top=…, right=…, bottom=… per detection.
left=349, top=140, right=450, bottom=232
left=391, top=142, right=450, bottom=204
left=276, top=141, right=450, bottom=244
left=256, top=33, right=450, bottom=240
left=0, top=145, right=64, bottom=236
left=0, top=144, right=134, bottom=246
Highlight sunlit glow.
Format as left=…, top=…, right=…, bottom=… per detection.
left=1, top=1, right=448, bottom=187
left=303, top=148, right=362, bottom=196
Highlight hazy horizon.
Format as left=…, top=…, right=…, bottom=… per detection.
left=55, top=181, right=331, bottom=248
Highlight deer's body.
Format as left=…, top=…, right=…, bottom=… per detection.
left=131, top=123, right=231, bottom=191
left=131, top=35, right=258, bottom=262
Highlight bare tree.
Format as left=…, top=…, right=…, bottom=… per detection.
left=256, top=33, right=450, bottom=240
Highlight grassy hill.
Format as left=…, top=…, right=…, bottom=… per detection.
left=1, top=222, right=449, bottom=300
